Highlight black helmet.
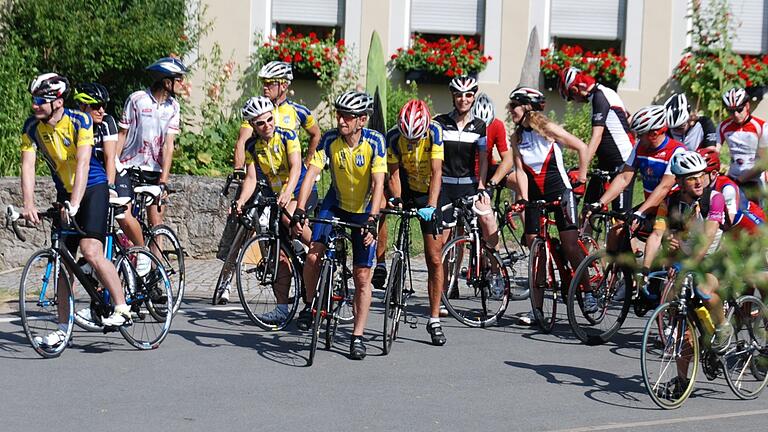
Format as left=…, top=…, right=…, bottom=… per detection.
left=74, top=83, right=110, bottom=105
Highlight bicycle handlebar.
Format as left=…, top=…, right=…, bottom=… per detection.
left=380, top=207, right=419, bottom=217
left=4, top=204, right=84, bottom=242
left=307, top=217, right=366, bottom=231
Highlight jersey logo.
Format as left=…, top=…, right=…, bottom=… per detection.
left=283, top=115, right=291, bottom=124
left=593, top=113, right=604, bottom=121
left=62, top=137, right=72, bottom=147
left=355, top=154, right=365, bottom=167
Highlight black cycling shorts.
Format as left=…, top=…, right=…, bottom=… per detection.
left=57, top=183, right=109, bottom=252
left=584, top=171, right=634, bottom=213
left=438, top=183, right=477, bottom=229
left=524, top=188, right=578, bottom=235
left=115, top=168, right=161, bottom=199
left=402, top=187, right=439, bottom=236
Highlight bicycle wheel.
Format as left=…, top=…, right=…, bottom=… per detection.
left=148, top=224, right=185, bottom=315
left=116, top=247, right=173, bottom=350
left=567, top=252, right=631, bottom=345
left=722, top=295, right=768, bottom=399
left=441, top=236, right=510, bottom=327
left=383, top=254, right=404, bottom=354
left=641, top=302, right=699, bottom=409
left=528, top=238, right=556, bottom=333
left=19, top=249, right=74, bottom=358
left=236, top=234, right=302, bottom=331
left=308, top=263, right=331, bottom=367
left=501, top=249, right=529, bottom=301
left=212, top=226, right=249, bottom=305
left=73, top=258, right=135, bottom=333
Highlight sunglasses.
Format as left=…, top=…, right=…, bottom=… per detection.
left=452, top=91, right=476, bottom=99
left=263, top=80, right=284, bottom=87
left=337, top=112, right=361, bottom=121
left=254, top=116, right=274, bottom=127
left=89, top=103, right=106, bottom=110
left=32, top=96, right=51, bottom=105
left=726, top=104, right=747, bottom=114
left=683, top=171, right=707, bottom=183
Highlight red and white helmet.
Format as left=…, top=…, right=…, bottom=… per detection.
left=629, top=105, right=666, bottom=135
left=558, top=67, right=594, bottom=100
left=722, top=87, right=748, bottom=109
left=29, top=73, right=70, bottom=101
left=508, top=86, right=545, bottom=111
left=448, top=75, right=478, bottom=93
left=398, top=99, right=431, bottom=140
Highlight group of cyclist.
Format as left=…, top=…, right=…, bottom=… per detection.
left=20, top=57, right=188, bottom=346
left=19, top=55, right=768, bottom=361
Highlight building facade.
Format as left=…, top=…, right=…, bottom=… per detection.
left=196, top=0, right=768, bottom=120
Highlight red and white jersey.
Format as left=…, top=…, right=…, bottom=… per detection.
left=517, top=128, right=570, bottom=199
left=718, top=115, right=768, bottom=179
left=118, top=89, right=181, bottom=172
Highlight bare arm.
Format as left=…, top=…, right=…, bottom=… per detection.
left=427, top=158, right=443, bottom=208
left=739, top=146, right=768, bottom=183
left=692, top=220, right=720, bottom=262
left=20, top=151, right=39, bottom=224
left=103, top=139, right=117, bottom=185
left=637, top=175, right=676, bottom=215
left=510, top=135, right=528, bottom=201
left=159, top=133, right=175, bottom=185
left=490, top=149, right=513, bottom=186
left=304, top=123, right=322, bottom=166
left=296, top=164, right=321, bottom=211
left=70, top=144, right=91, bottom=208
left=111, top=128, right=128, bottom=183
left=388, top=163, right=402, bottom=200
left=478, top=145, right=488, bottom=190
left=235, top=163, right=258, bottom=210
left=586, top=125, right=605, bottom=163
left=233, top=126, right=251, bottom=169
left=599, top=168, right=634, bottom=205
left=642, top=227, right=665, bottom=269
left=279, top=151, right=302, bottom=207
left=369, top=172, right=386, bottom=216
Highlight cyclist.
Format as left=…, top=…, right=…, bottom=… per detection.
left=114, top=57, right=186, bottom=262
left=471, top=92, right=515, bottom=195
left=719, top=87, right=768, bottom=202
left=386, top=99, right=447, bottom=345
left=664, top=93, right=717, bottom=151
left=73, top=83, right=118, bottom=182
left=589, top=105, right=687, bottom=246
left=697, top=147, right=766, bottom=234
left=559, top=67, right=634, bottom=213
left=232, top=61, right=321, bottom=172
left=231, top=96, right=318, bottom=323
left=292, top=90, right=386, bottom=360
left=506, top=87, right=590, bottom=321
left=21, top=73, right=131, bottom=346
left=640, top=151, right=731, bottom=353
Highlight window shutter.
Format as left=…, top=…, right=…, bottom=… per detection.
left=272, top=0, right=344, bottom=26
left=550, top=0, right=627, bottom=40
left=410, top=0, right=486, bottom=35
left=729, top=0, right=767, bottom=54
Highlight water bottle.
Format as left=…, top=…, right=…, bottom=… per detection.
left=694, top=306, right=715, bottom=335
left=78, top=258, right=99, bottom=288
left=259, top=206, right=271, bottom=230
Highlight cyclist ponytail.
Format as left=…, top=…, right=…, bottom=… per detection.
left=514, top=111, right=557, bottom=143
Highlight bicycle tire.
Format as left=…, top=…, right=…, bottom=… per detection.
left=236, top=234, right=302, bottom=331
left=19, top=249, right=74, bottom=359
left=528, top=238, right=556, bottom=333
left=640, top=302, right=699, bottom=409
left=117, top=247, right=174, bottom=350
left=383, top=254, right=404, bottom=354
left=148, top=224, right=185, bottom=315
left=441, top=236, right=510, bottom=327
left=566, top=252, right=631, bottom=345
left=722, top=295, right=768, bottom=399
left=212, top=226, right=250, bottom=305
left=502, top=249, right=529, bottom=301
left=308, top=263, right=331, bottom=367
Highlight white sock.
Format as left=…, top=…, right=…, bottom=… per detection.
left=428, top=317, right=440, bottom=325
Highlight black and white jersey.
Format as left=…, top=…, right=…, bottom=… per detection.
left=433, top=111, right=487, bottom=178
left=93, top=114, right=118, bottom=165
left=668, top=116, right=717, bottom=151
left=589, top=84, right=634, bottom=170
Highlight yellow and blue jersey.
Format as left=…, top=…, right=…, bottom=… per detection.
left=310, top=128, right=387, bottom=214
left=385, top=121, right=444, bottom=194
left=245, top=127, right=306, bottom=195
left=241, top=99, right=316, bottom=132
left=21, top=109, right=106, bottom=194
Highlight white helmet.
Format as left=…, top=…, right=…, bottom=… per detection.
left=242, top=96, right=274, bottom=121
left=670, top=150, right=707, bottom=177
left=629, top=105, right=666, bottom=135
left=722, top=87, right=747, bottom=109
left=334, top=90, right=370, bottom=115
left=29, top=73, right=70, bottom=101
left=448, top=75, right=478, bottom=93
left=664, top=93, right=690, bottom=129
left=258, top=61, right=293, bottom=81
left=471, top=93, right=495, bottom=126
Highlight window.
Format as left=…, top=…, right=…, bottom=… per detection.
left=550, top=0, right=627, bottom=47
left=727, top=0, right=767, bottom=54
left=410, top=0, right=485, bottom=36
left=272, top=0, right=344, bottom=39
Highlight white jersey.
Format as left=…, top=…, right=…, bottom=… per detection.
left=118, top=89, right=181, bottom=172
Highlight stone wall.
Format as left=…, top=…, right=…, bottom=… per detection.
left=0, top=176, right=230, bottom=271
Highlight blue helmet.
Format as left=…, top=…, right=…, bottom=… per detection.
left=146, top=57, right=188, bottom=82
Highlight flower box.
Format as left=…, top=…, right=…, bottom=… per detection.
left=540, top=45, right=627, bottom=90
left=257, top=28, right=345, bottom=84
left=391, top=35, right=491, bottom=81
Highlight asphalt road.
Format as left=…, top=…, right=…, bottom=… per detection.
left=1, top=260, right=767, bottom=432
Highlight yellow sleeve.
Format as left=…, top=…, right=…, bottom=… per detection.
left=371, top=141, right=387, bottom=174
left=76, top=121, right=95, bottom=148
left=21, top=133, right=35, bottom=153
left=286, top=133, right=301, bottom=155
left=302, top=113, right=317, bottom=130
left=241, top=120, right=252, bottom=130
left=430, top=137, right=444, bottom=161
left=309, top=149, right=325, bottom=170
left=244, top=151, right=254, bottom=165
